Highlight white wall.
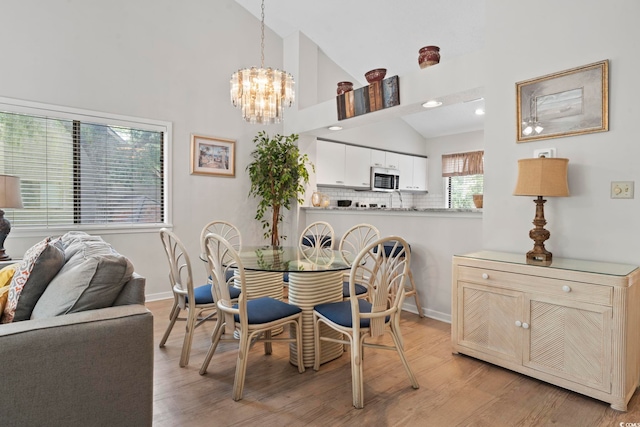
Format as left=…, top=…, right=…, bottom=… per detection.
left=484, top=0, right=640, bottom=264
left=0, top=0, right=289, bottom=298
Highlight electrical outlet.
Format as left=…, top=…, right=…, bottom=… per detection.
left=611, top=181, right=634, bottom=199
left=533, top=148, right=556, bottom=158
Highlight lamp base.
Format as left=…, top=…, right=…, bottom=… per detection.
left=526, top=249, right=552, bottom=266
left=526, top=196, right=553, bottom=266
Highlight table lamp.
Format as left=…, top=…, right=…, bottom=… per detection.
left=0, top=174, right=24, bottom=261
left=513, top=158, right=569, bottom=265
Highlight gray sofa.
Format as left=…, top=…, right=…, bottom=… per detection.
left=0, top=234, right=153, bottom=427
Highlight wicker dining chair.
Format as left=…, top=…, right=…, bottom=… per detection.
left=338, top=223, right=380, bottom=300
left=159, top=228, right=217, bottom=367
left=312, top=236, right=420, bottom=408
left=299, top=221, right=335, bottom=264
left=199, top=232, right=305, bottom=401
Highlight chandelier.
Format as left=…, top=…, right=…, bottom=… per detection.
left=230, top=0, right=295, bottom=124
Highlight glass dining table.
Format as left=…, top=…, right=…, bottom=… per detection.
left=227, top=245, right=352, bottom=368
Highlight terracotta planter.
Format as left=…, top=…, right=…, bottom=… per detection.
left=473, top=194, right=483, bottom=208
left=418, top=46, right=440, bottom=69
left=336, top=81, right=353, bottom=95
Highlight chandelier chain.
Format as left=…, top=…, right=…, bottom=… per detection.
left=260, top=0, right=265, bottom=68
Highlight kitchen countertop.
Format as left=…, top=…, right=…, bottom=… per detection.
left=302, top=206, right=482, bottom=215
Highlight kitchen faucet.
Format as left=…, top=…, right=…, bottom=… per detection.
left=390, top=190, right=403, bottom=208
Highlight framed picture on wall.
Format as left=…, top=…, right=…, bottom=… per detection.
left=516, top=60, right=608, bottom=142
left=190, top=134, right=236, bottom=177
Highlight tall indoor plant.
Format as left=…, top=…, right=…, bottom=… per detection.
left=247, top=131, right=313, bottom=246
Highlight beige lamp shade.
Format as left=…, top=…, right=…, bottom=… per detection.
left=514, top=158, right=569, bottom=197
left=0, top=174, right=24, bottom=208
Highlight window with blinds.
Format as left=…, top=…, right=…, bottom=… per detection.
left=442, top=150, right=484, bottom=209
left=0, top=101, right=168, bottom=230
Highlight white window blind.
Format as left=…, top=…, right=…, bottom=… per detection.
left=0, top=104, right=167, bottom=229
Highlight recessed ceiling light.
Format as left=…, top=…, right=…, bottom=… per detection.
left=422, top=100, right=442, bottom=108
left=328, top=125, right=342, bottom=131
left=475, top=108, right=485, bottom=115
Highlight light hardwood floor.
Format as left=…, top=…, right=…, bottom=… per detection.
left=148, top=299, right=640, bottom=427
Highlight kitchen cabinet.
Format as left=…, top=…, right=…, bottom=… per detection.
left=371, top=150, right=399, bottom=169
left=452, top=251, right=640, bottom=411
left=316, top=140, right=345, bottom=186
left=344, top=145, right=371, bottom=188
left=398, top=154, right=428, bottom=191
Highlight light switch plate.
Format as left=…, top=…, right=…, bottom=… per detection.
left=611, top=181, right=634, bottom=199
left=533, top=148, right=556, bottom=158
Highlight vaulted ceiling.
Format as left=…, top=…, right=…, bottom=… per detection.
left=233, top=0, right=486, bottom=138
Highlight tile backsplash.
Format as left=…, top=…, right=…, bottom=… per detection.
left=315, top=187, right=444, bottom=209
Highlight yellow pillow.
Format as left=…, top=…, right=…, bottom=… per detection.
left=0, top=263, right=18, bottom=288
left=0, top=285, right=10, bottom=315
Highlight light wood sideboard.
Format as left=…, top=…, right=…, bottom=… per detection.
left=452, top=251, right=640, bottom=411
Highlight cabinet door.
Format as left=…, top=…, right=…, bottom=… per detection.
left=370, top=149, right=385, bottom=167
left=523, top=294, right=612, bottom=393
left=456, top=282, right=523, bottom=364
left=316, top=140, right=345, bottom=186
left=412, top=157, right=428, bottom=191
left=397, top=154, right=414, bottom=190
left=344, top=145, right=371, bottom=188
left=385, top=152, right=400, bottom=169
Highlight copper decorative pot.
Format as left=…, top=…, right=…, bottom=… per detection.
left=336, top=81, right=353, bottom=95
left=418, top=46, right=440, bottom=68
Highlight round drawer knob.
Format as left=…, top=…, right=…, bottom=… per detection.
left=515, top=320, right=522, bottom=327
left=482, top=273, right=489, bottom=279
left=522, top=322, right=529, bottom=329
left=562, top=285, right=571, bottom=293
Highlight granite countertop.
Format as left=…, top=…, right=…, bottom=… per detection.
left=302, top=206, right=481, bottom=213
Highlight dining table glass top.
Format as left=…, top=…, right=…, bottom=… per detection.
left=235, top=246, right=352, bottom=273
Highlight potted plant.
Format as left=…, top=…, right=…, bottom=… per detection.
left=247, top=131, right=313, bottom=246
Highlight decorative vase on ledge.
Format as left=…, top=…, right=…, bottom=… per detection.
left=418, top=46, right=440, bottom=68
left=336, top=81, right=353, bottom=95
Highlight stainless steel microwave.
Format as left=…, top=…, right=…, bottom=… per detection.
left=370, top=167, right=400, bottom=192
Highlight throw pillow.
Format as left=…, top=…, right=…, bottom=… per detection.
left=31, top=239, right=134, bottom=319
left=1, top=237, right=66, bottom=323
left=0, top=263, right=19, bottom=287
left=0, top=285, right=10, bottom=315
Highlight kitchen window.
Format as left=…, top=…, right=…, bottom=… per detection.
left=0, top=98, right=170, bottom=231
left=442, top=150, right=484, bottom=209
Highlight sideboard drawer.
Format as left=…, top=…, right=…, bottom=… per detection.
left=457, top=265, right=613, bottom=306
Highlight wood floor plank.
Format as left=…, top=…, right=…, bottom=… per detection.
left=148, top=299, right=640, bottom=426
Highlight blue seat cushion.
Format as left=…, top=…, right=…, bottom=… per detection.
left=373, top=242, right=411, bottom=257
left=342, top=281, right=368, bottom=298
left=301, top=234, right=332, bottom=248
left=314, top=299, right=389, bottom=328
left=234, top=297, right=301, bottom=324
left=283, top=272, right=289, bottom=283
left=188, top=283, right=240, bottom=304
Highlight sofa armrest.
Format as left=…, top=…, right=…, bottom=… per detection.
left=0, top=305, right=153, bottom=426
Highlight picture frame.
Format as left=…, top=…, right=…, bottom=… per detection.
left=190, top=134, right=236, bottom=177
left=516, top=60, right=608, bottom=143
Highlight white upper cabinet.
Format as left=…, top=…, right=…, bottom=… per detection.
left=371, top=149, right=400, bottom=169
left=370, top=149, right=386, bottom=167
left=316, top=140, right=427, bottom=191
left=316, top=140, right=346, bottom=186
left=398, top=154, right=428, bottom=191
left=345, top=145, right=372, bottom=189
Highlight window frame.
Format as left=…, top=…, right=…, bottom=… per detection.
left=0, top=96, right=172, bottom=236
